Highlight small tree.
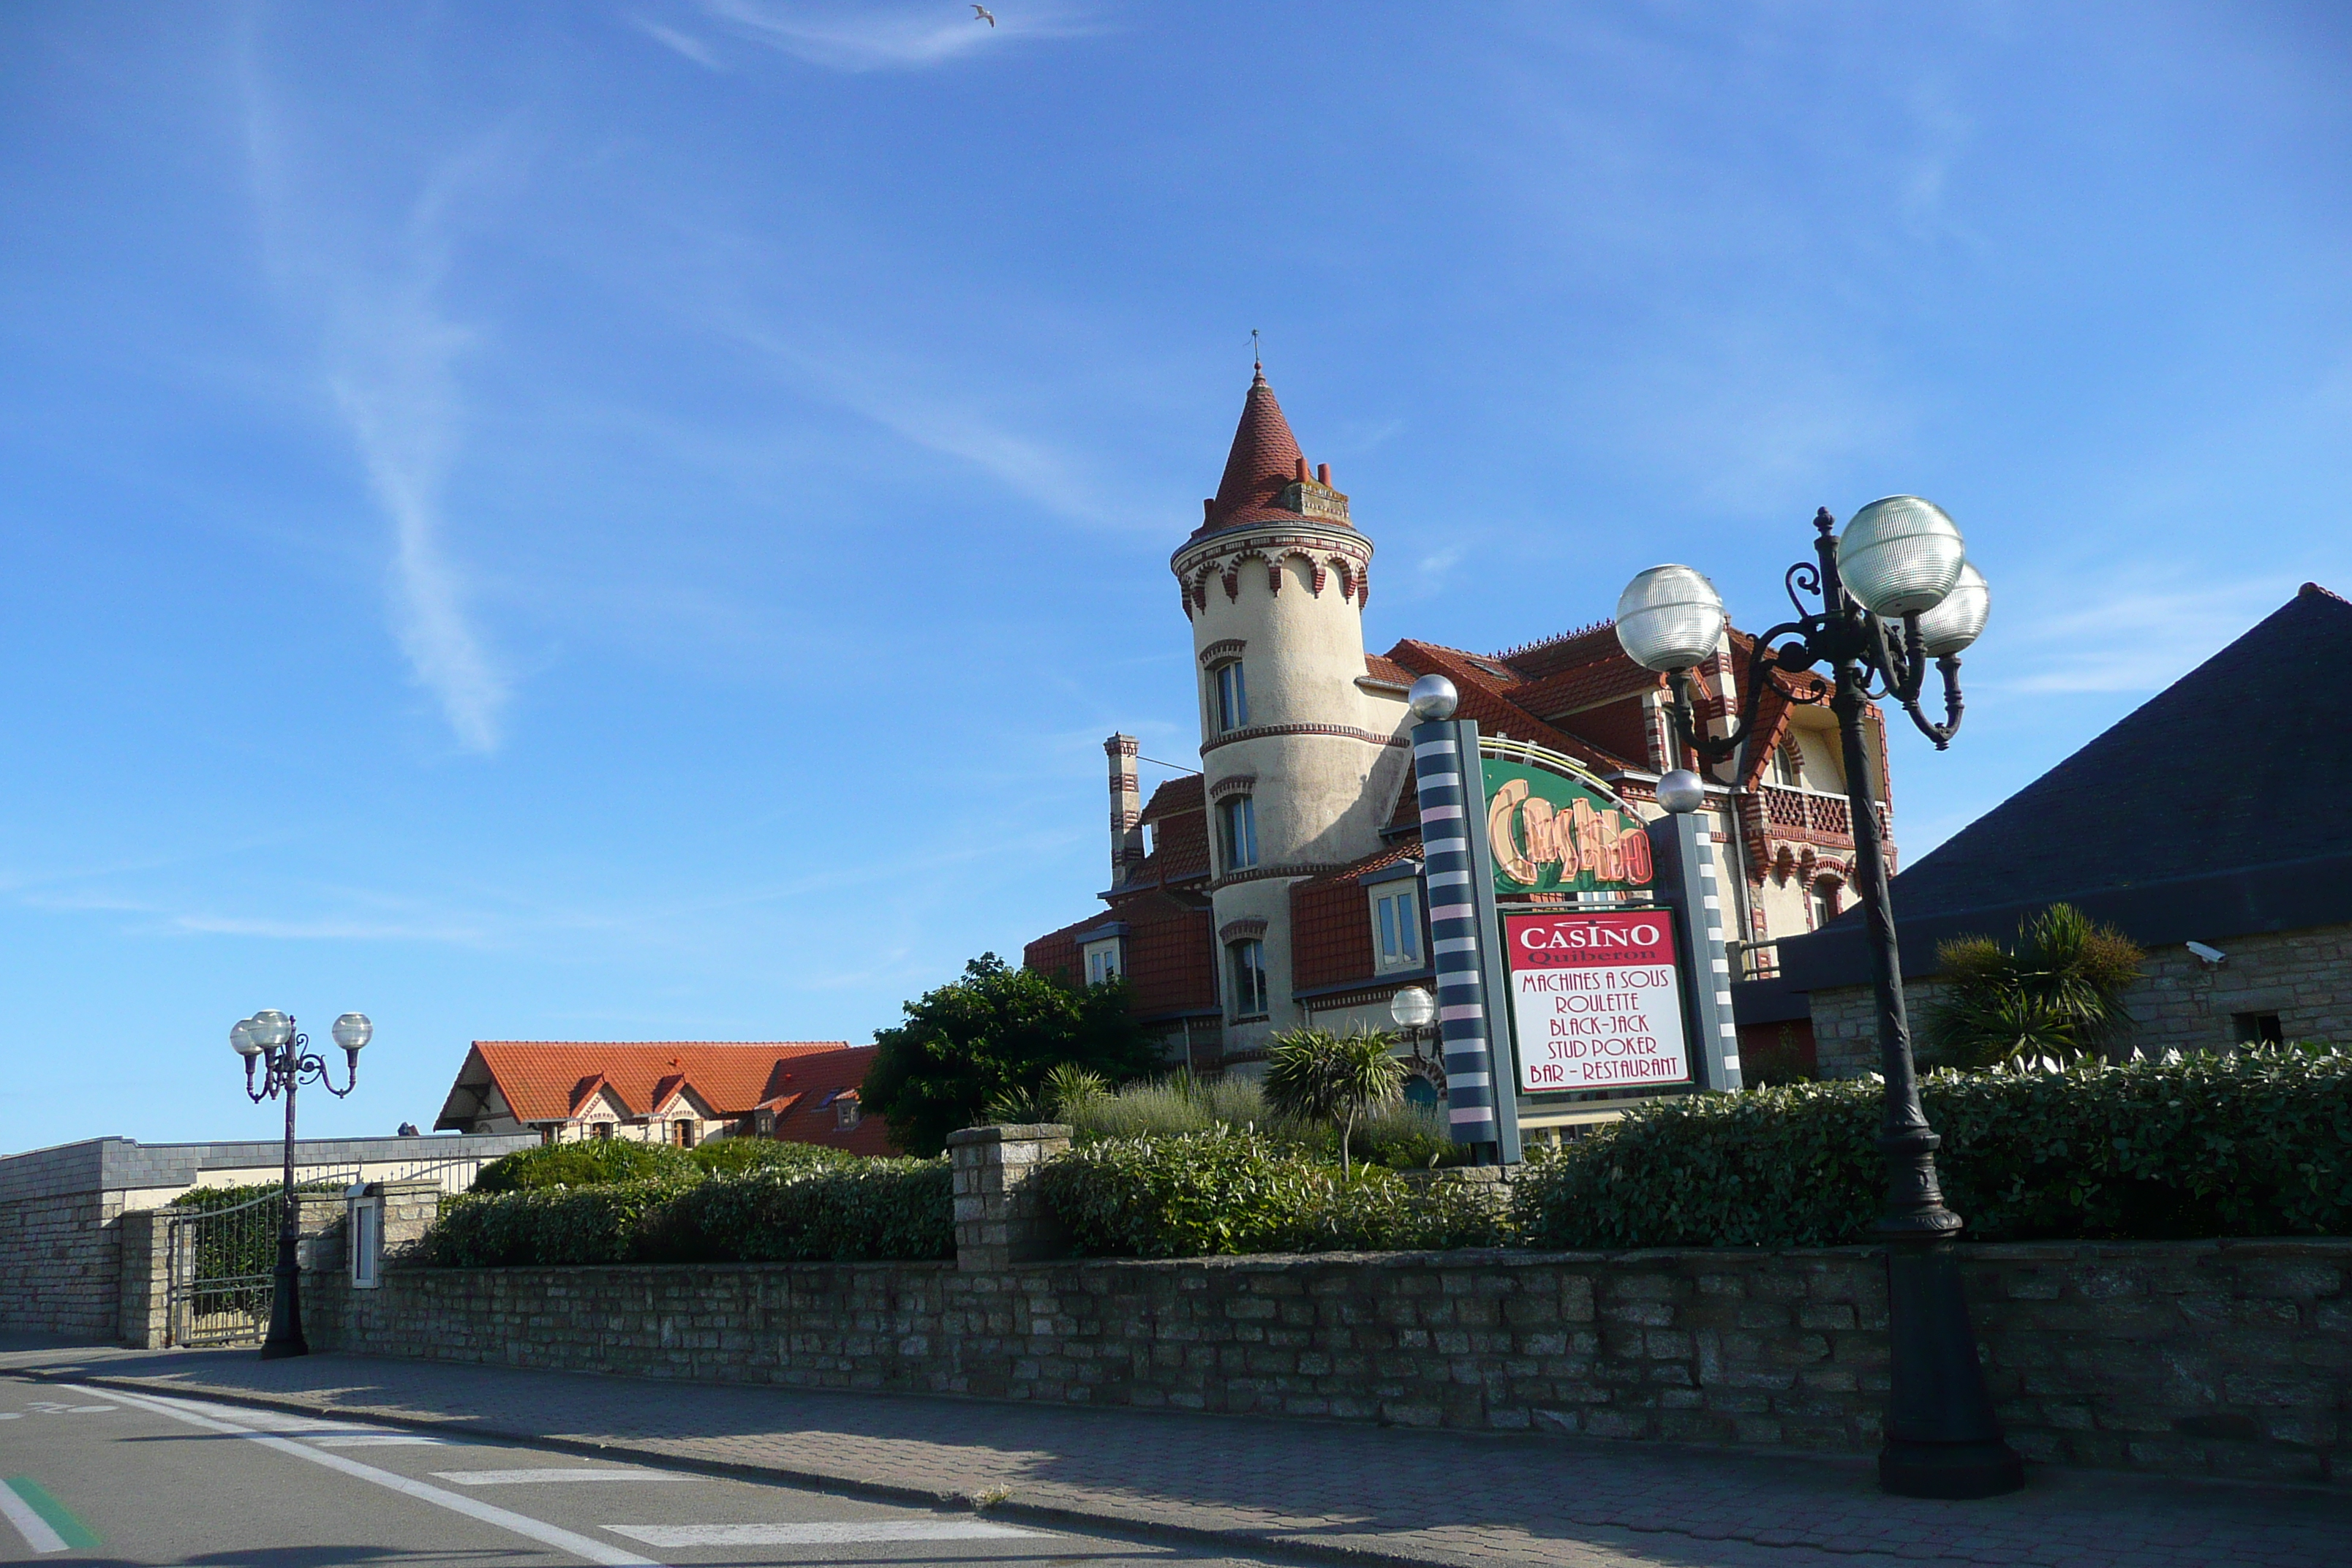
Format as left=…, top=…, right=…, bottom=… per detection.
left=1922, top=903, right=2144, bottom=1070
left=1262, top=1026, right=1406, bottom=1177
left=862, top=954, right=1160, bottom=1156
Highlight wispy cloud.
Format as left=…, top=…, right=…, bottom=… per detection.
left=238, top=47, right=513, bottom=752
left=1994, top=578, right=2289, bottom=695
left=688, top=0, right=1101, bottom=72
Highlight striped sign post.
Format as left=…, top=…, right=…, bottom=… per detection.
left=1411, top=716, right=1522, bottom=1164
left=1646, top=807, right=1744, bottom=1091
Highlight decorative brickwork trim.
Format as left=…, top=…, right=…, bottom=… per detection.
left=1207, top=774, right=1257, bottom=802
left=1207, top=862, right=1350, bottom=892
left=1196, top=639, right=1247, bottom=668
left=1218, top=917, right=1269, bottom=943
left=1200, top=723, right=1408, bottom=758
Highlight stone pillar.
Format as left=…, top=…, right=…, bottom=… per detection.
left=372, top=1178, right=442, bottom=1265
left=117, top=1208, right=172, bottom=1349
left=947, top=1124, right=1071, bottom=1273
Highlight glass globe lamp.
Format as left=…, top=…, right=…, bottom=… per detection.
left=1915, top=560, right=1990, bottom=657
left=1615, top=566, right=1726, bottom=673
left=1389, top=986, right=1437, bottom=1030
left=1836, top=497, right=1964, bottom=618
left=1656, top=769, right=1706, bottom=815
left=1406, top=674, right=1458, bottom=722
left=248, top=1009, right=293, bottom=1050
left=230, top=1019, right=262, bottom=1059
left=331, top=1014, right=374, bottom=1054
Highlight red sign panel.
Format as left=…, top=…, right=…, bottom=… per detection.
left=1502, top=910, right=1690, bottom=1091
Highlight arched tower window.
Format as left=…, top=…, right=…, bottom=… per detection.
left=1218, top=794, right=1259, bottom=872
left=1213, top=660, right=1248, bottom=734
left=1226, top=938, right=1269, bottom=1020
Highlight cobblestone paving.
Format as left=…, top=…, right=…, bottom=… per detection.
left=4, top=1343, right=2343, bottom=1568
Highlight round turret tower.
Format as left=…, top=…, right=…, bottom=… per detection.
left=1172, top=367, right=1411, bottom=1055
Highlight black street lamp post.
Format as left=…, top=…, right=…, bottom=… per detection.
left=230, top=1009, right=372, bottom=1360
left=1615, top=500, right=2020, bottom=1499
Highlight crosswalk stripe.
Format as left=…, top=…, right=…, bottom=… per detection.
left=606, top=1521, right=1042, bottom=1547
left=434, top=1469, right=678, bottom=1485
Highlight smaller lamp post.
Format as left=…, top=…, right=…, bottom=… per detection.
left=231, top=1009, right=372, bottom=1359
left=1389, top=984, right=1440, bottom=1082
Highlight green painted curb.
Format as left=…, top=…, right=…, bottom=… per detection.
left=6, top=1477, right=100, bottom=1550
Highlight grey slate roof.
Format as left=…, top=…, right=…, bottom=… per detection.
left=1779, top=583, right=2352, bottom=992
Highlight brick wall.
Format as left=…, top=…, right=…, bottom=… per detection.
left=300, top=1237, right=2352, bottom=1486
left=1807, top=924, right=2352, bottom=1079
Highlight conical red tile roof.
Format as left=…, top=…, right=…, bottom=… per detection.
left=1195, top=369, right=1331, bottom=536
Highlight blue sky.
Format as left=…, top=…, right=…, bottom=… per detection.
left=2, top=2, right=2345, bottom=1151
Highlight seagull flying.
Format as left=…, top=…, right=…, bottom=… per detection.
left=972, top=4, right=995, bottom=24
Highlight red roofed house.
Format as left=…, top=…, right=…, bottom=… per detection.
left=1024, top=366, right=1898, bottom=1101
left=434, top=1041, right=895, bottom=1156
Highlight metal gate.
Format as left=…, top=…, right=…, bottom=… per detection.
left=164, top=1191, right=284, bottom=1347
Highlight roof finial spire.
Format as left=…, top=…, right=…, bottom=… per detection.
left=1251, top=327, right=1262, bottom=379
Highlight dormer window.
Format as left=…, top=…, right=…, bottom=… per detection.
left=1371, top=883, right=1422, bottom=971
left=1218, top=795, right=1258, bottom=872
left=1213, top=660, right=1248, bottom=733
left=1083, top=938, right=1123, bottom=986
left=835, top=1095, right=862, bottom=1129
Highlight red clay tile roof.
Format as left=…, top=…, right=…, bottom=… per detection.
left=760, top=1044, right=897, bottom=1156
left=1192, top=371, right=1342, bottom=537
left=1492, top=622, right=1622, bottom=682
left=1134, top=774, right=1210, bottom=885
left=1362, top=654, right=1416, bottom=687
left=1290, top=845, right=1425, bottom=992
left=456, top=1041, right=853, bottom=1126
left=1384, top=641, right=1636, bottom=774
left=1023, top=889, right=1218, bottom=1021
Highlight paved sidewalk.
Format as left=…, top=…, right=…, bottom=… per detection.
left=3, top=1342, right=2343, bottom=1568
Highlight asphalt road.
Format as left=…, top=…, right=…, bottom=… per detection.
left=0, top=1376, right=1294, bottom=1568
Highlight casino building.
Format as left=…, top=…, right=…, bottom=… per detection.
left=1023, top=366, right=1896, bottom=1088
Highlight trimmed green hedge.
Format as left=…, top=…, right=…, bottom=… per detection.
left=1516, top=1049, right=2352, bottom=1249
left=642, top=1161, right=952, bottom=1262
left=1040, top=1132, right=1511, bottom=1257
left=686, top=1139, right=856, bottom=1180
left=418, top=1159, right=950, bottom=1267
left=471, top=1140, right=699, bottom=1193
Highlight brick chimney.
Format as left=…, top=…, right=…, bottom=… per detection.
left=1105, top=734, right=1144, bottom=886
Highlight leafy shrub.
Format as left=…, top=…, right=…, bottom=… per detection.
left=1515, top=1047, right=2352, bottom=1249
left=422, top=1180, right=692, bottom=1267
left=1060, top=1075, right=1471, bottom=1168
left=1922, top=902, right=2144, bottom=1068
left=1263, top=1027, right=1404, bottom=1177
left=470, top=1139, right=701, bottom=1194
left=687, top=1139, right=856, bottom=1180
left=1040, top=1132, right=1512, bottom=1257
left=419, top=1161, right=951, bottom=1267
left=644, top=1159, right=953, bottom=1262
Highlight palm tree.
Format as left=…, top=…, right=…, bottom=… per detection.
left=1922, top=902, right=2144, bottom=1069
left=1263, top=1027, right=1405, bottom=1177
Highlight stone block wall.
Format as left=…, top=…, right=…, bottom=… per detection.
left=948, top=1124, right=1069, bottom=1272
left=0, top=1188, right=123, bottom=1339
left=1808, top=924, right=2352, bottom=1079
left=301, top=1237, right=2352, bottom=1487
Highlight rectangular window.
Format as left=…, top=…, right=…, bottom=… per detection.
left=1215, top=661, right=1249, bottom=732
left=1373, top=885, right=1422, bottom=970
left=350, top=1200, right=382, bottom=1289
left=1084, top=941, right=1122, bottom=986
left=1227, top=938, right=1268, bottom=1019
left=2232, top=1011, right=2284, bottom=1046
left=1219, top=796, right=1258, bottom=871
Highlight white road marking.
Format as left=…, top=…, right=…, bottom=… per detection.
left=607, top=1521, right=1044, bottom=1548
left=71, top=1384, right=667, bottom=1567
left=434, top=1469, right=679, bottom=1486
left=0, top=1482, right=69, bottom=1554
left=309, top=1434, right=445, bottom=1447
left=0, top=1412, right=20, bottom=1420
